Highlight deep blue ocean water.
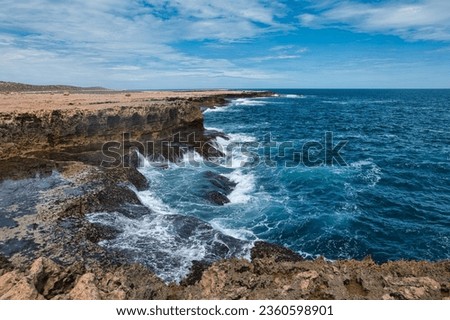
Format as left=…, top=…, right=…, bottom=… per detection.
left=89, top=89, right=450, bottom=282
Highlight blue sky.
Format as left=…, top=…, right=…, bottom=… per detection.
left=1, top=0, right=449, bottom=89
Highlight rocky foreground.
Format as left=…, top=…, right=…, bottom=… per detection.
left=1, top=243, right=449, bottom=300
left=0, top=83, right=449, bottom=300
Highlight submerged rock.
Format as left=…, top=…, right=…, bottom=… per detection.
left=205, top=191, right=230, bottom=205
left=202, top=171, right=236, bottom=205
left=204, top=171, right=236, bottom=193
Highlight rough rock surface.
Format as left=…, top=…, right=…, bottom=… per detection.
left=205, top=191, right=230, bottom=205
left=1, top=251, right=449, bottom=300
left=1, top=86, right=448, bottom=300
left=0, top=89, right=271, bottom=162
left=202, top=171, right=236, bottom=205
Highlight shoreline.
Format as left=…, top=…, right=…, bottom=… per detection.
left=0, top=84, right=449, bottom=299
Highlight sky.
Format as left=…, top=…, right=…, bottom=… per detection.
left=1, top=0, right=449, bottom=89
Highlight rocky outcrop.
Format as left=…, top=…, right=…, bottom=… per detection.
left=202, top=171, right=236, bottom=205
left=0, top=90, right=271, bottom=163
left=0, top=102, right=203, bottom=162
left=1, top=251, right=449, bottom=300
left=205, top=191, right=230, bottom=205
left=1, top=87, right=448, bottom=300
left=251, top=241, right=304, bottom=262
left=0, top=89, right=271, bottom=289
left=182, top=253, right=450, bottom=300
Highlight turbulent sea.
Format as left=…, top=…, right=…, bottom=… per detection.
left=89, top=89, right=450, bottom=282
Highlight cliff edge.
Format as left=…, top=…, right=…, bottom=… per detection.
left=0, top=86, right=448, bottom=300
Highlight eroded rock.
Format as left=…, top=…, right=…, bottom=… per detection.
left=205, top=191, right=230, bottom=205
left=69, top=273, right=101, bottom=300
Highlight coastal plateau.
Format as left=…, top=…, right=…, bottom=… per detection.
left=0, top=82, right=448, bottom=300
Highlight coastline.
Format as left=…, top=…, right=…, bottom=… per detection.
left=0, top=84, right=449, bottom=300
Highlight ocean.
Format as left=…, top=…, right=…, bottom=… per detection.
left=89, top=89, right=450, bottom=282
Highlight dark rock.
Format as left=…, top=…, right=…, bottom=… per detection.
left=124, top=168, right=149, bottom=191
left=85, top=223, right=121, bottom=243
left=203, top=128, right=229, bottom=141
left=201, top=142, right=225, bottom=160
left=0, top=238, right=38, bottom=258
left=123, top=152, right=140, bottom=168
left=131, top=113, right=144, bottom=126
left=0, top=157, right=56, bottom=181
left=107, top=115, right=121, bottom=128
left=204, top=171, right=236, bottom=194
left=205, top=191, right=230, bottom=205
left=251, top=241, right=303, bottom=262
left=390, top=292, right=407, bottom=300
left=0, top=217, right=19, bottom=229
left=116, top=203, right=153, bottom=219
left=95, top=185, right=141, bottom=211
left=180, top=261, right=211, bottom=286
left=0, top=254, right=12, bottom=272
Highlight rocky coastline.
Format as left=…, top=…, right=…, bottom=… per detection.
left=0, top=83, right=449, bottom=300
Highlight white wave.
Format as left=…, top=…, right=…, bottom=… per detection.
left=87, top=212, right=209, bottom=282
left=228, top=133, right=257, bottom=142
left=322, top=100, right=349, bottom=105
left=350, top=159, right=382, bottom=187
left=135, top=162, right=179, bottom=215
left=224, top=170, right=256, bottom=204
left=283, top=94, right=305, bottom=98
left=137, top=189, right=178, bottom=215
left=212, top=134, right=257, bottom=169
left=181, top=150, right=204, bottom=165
left=350, top=160, right=376, bottom=168
left=203, top=106, right=230, bottom=113
left=209, top=220, right=257, bottom=242
left=204, top=126, right=223, bottom=132
left=214, top=133, right=256, bottom=148
left=233, top=98, right=268, bottom=106
left=136, top=151, right=151, bottom=168
left=214, top=136, right=230, bottom=149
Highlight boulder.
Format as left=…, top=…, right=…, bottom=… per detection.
left=205, top=191, right=230, bottom=205
left=204, top=171, right=236, bottom=193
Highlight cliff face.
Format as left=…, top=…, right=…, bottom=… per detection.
left=0, top=90, right=270, bottom=162
left=0, top=89, right=272, bottom=275
left=0, top=89, right=276, bottom=280
left=0, top=100, right=202, bottom=161
left=2, top=88, right=448, bottom=300
left=1, top=248, right=449, bottom=300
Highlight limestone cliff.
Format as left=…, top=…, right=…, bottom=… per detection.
left=0, top=91, right=269, bottom=161
left=1, top=88, right=448, bottom=301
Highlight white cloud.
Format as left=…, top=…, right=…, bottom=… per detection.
left=145, top=0, right=282, bottom=25
left=247, top=45, right=308, bottom=62
left=2, top=0, right=448, bottom=89
left=299, top=0, right=450, bottom=41
left=0, top=0, right=284, bottom=87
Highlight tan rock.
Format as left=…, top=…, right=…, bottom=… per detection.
left=28, top=257, right=65, bottom=297
left=105, top=289, right=127, bottom=300
left=0, top=272, right=19, bottom=297
left=294, top=270, right=320, bottom=291
left=0, top=271, right=44, bottom=300
left=69, top=273, right=101, bottom=300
